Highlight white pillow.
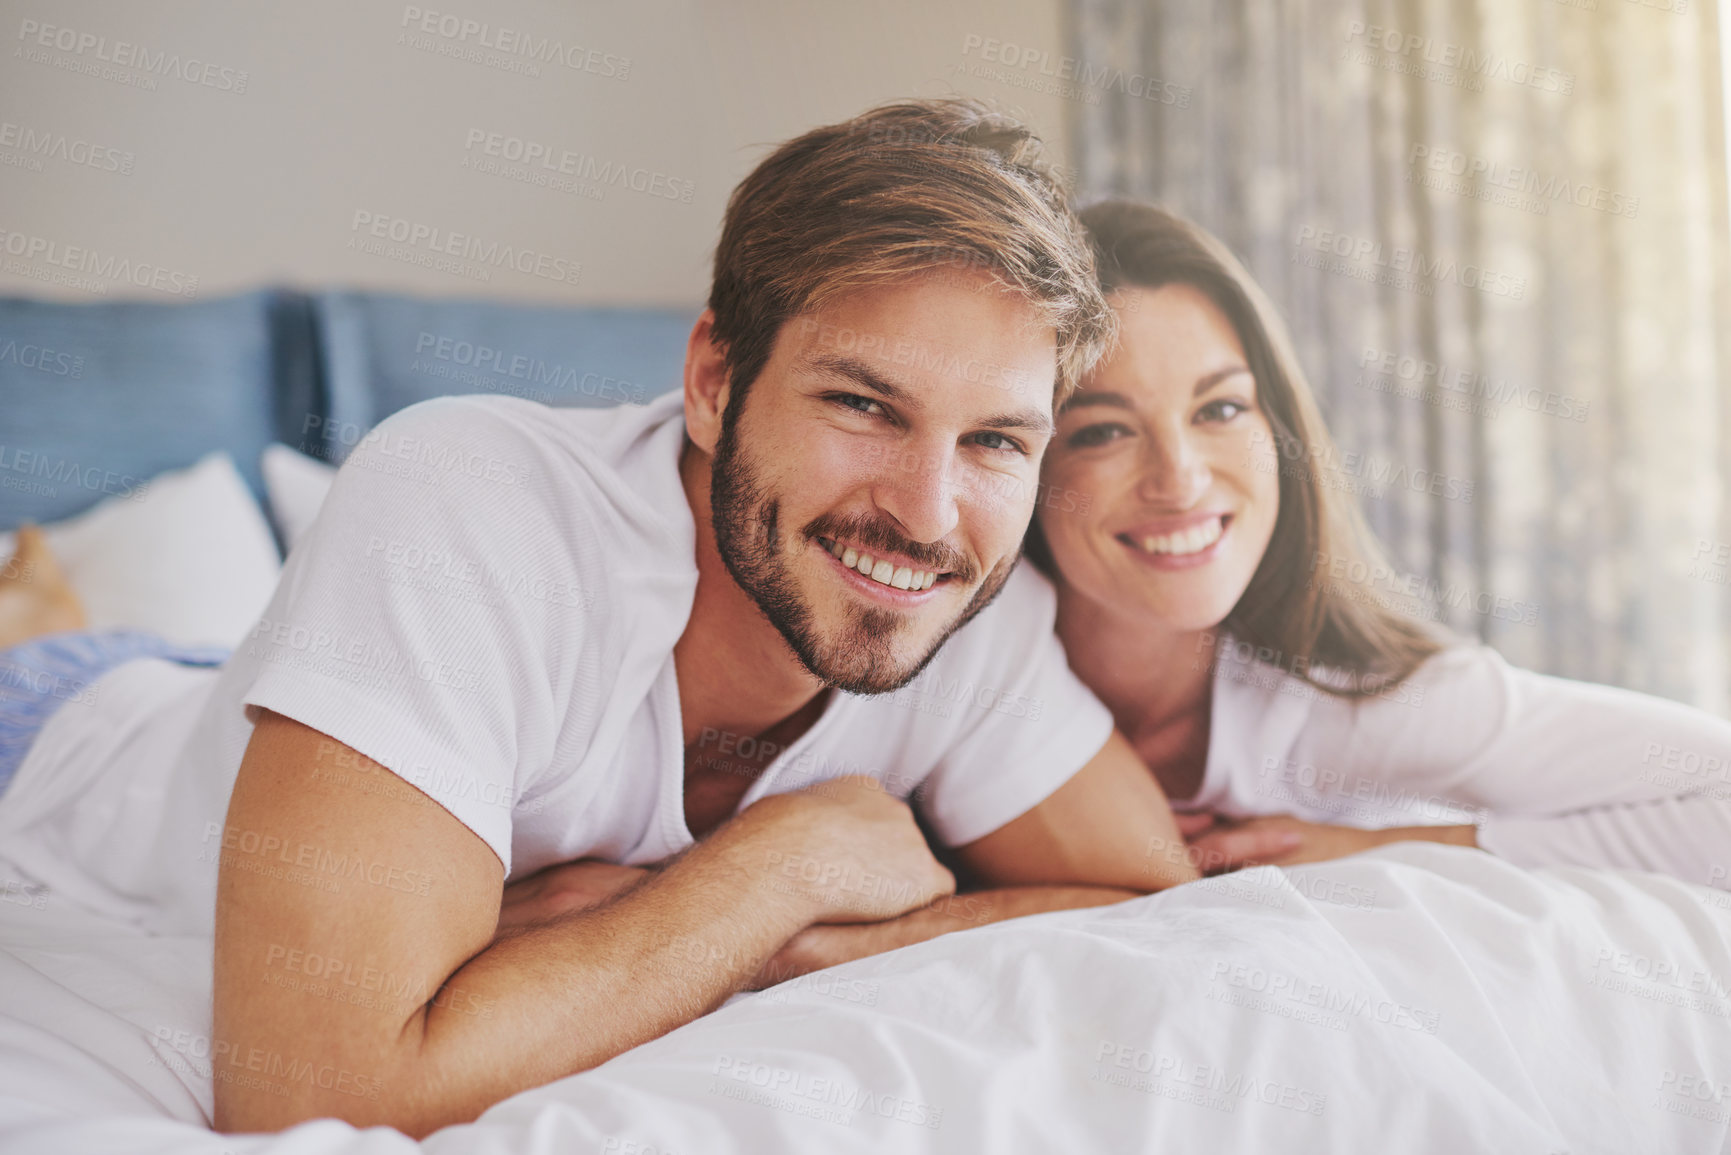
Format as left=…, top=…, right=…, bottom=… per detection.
left=259, top=443, right=337, bottom=554
left=0, top=452, right=282, bottom=649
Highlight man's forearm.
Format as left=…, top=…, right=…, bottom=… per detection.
left=1383, top=825, right=1478, bottom=849
left=381, top=834, right=811, bottom=1137
left=754, top=885, right=1140, bottom=988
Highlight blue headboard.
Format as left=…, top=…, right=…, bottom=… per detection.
left=0, top=289, right=319, bottom=527
left=0, top=287, right=694, bottom=531
left=307, top=292, right=691, bottom=464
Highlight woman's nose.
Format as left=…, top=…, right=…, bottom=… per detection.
left=1136, top=427, right=1210, bottom=508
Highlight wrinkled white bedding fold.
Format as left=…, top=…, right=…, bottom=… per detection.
left=2, top=844, right=1728, bottom=1154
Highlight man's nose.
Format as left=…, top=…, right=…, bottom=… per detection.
left=871, top=443, right=961, bottom=545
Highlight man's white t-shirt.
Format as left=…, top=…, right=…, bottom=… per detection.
left=0, top=391, right=1113, bottom=933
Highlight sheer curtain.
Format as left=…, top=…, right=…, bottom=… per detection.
left=1068, top=0, right=1731, bottom=711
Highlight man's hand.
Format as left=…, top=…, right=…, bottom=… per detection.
left=494, top=778, right=964, bottom=996
left=493, top=774, right=950, bottom=940
left=735, top=775, right=957, bottom=924
left=735, top=731, right=1207, bottom=989
left=1183, top=812, right=1477, bottom=872
left=746, top=885, right=1140, bottom=989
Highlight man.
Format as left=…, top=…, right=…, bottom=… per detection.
left=209, top=99, right=1198, bottom=1136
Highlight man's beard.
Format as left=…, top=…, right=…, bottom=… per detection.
left=708, top=407, right=1019, bottom=695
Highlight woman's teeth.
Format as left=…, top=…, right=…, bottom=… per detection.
left=820, top=538, right=938, bottom=591
left=1131, top=517, right=1224, bottom=557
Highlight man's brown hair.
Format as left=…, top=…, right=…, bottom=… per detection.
left=708, top=98, right=1114, bottom=413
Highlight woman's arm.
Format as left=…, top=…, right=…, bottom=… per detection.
left=1186, top=813, right=1475, bottom=871
left=1200, top=644, right=1731, bottom=886
left=1472, top=791, right=1731, bottom=887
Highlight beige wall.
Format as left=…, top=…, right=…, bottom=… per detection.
left=0, top=0, right=1074, bottom=307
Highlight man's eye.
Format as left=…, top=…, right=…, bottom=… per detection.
left=833, top=393, right=886, bottom=417
left=968, top=431, right=1027, bottom=455
left=1065, top=422, right=1129, bottom=449
left=1198, top=399, right=1248, bottom=423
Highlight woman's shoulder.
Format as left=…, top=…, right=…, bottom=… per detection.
left=1209, top=629, right=1509, bottom=720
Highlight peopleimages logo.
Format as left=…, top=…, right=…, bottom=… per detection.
left=1293, top=225, right=1526, bottom=301
left=1258, top=754, right=1489, bottom=824
left=1342, top=20, right=1574, bottom=94
left=348, top=211, right=581, bottom=286
left=398, top=6, right=630, bottom=79
left=462, top=129, right=693, bottom=203
left=0, top=339, right=83, bottom=378
left=0, top=120, right=134, bottom=174
left=959, top=33, right=1190, bottom=106
left=710, top=1056, right=944, bottom=1130
left=0, top=445, right=146, bottom=499
left=0, top=228, right=199, bottom=297
left=1250, top=428, right=1477, bottom=503
left=1306, top=552, right=1538, bottom=629
left=1408, top=144, right=1639, bottom=219
left=15, top=19, right=249, bottom=92
left=1092, top=1040, right=1329, bottom=1115
left=1358, top=346, right=1589, bottom=423
left=412, top=331, right=647, bottom=404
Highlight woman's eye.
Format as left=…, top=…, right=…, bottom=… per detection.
left=1065, top=422, right=1130, bottom=449
left=1197, top=399, right=1248, bottom=423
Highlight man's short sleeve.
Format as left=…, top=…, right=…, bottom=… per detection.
left=239, top=396, right=598, bottom=873
left=909, top=564, right=1115, bottom=847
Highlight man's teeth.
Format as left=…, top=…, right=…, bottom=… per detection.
left=1133, top=517, right=1224, bottom=557
left=821, top=538, right=938, bottom=591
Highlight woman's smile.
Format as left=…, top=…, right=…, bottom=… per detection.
left=1115, top=512, right=1234, bottom=569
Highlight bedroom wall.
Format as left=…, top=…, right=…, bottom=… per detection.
left=0, top=0, right=1075, bottom=307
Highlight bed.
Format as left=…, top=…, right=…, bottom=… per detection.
left=2, top=289, right=1728, bottom=1154
left=4, top=843, right=1730, bottom=1153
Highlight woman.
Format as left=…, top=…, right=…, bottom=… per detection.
left=1032, top=199, right=1731, bottom=887
left=0, top=526, right=230, bottom=797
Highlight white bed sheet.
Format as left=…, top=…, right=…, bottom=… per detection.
left=2, top=844, right=1729, bottom=1155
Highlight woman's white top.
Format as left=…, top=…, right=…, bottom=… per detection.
left=1190, top=636, right=1731, bottom=890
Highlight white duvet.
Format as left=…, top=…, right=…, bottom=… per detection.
left=2, top=844, right=1730, bottom=1155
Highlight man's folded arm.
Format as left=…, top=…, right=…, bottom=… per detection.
left=213, top=710, right=950, bottom=1139
left=752, top=729, right=1199, bottom=984
left=949, top=727, right=1200, bottom=892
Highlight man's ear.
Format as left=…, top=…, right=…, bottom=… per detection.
left=683, top=310, right=731, bottom=455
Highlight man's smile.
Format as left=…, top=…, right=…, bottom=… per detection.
left=813, top=534, right=956, bottom=603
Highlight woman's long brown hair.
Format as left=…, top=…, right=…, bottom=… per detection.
left=1027, top=199, right=1445, bottom=696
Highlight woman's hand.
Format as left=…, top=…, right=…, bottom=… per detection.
left=494, top=859, right=652, bottom=938
left=1180, top=813, right=1476, bottom=873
